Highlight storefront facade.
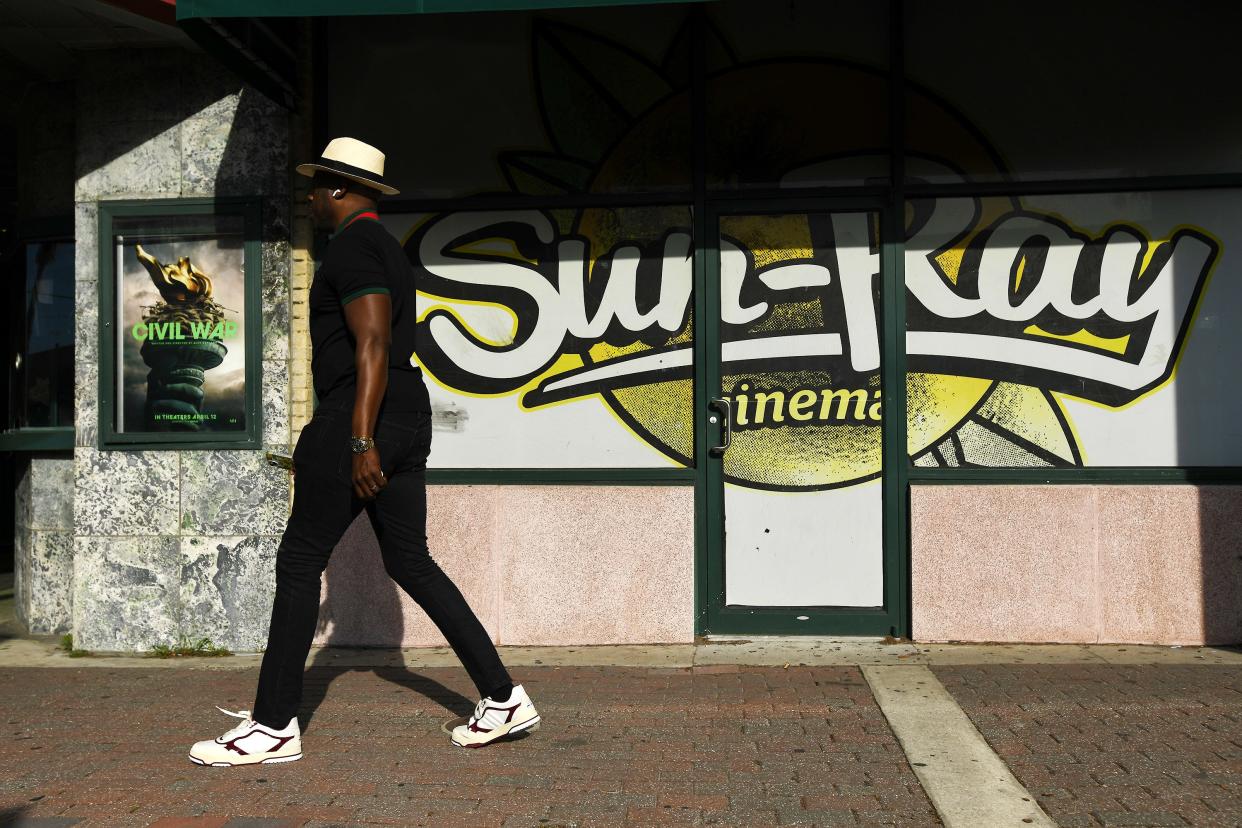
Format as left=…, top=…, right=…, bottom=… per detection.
left=9, top=0, right=1242, bottom=651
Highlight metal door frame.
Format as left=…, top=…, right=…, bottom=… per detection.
left=695, top=194, right=908, bottom=637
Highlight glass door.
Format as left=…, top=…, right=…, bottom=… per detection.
left=701, top=201, right=904, bottom=635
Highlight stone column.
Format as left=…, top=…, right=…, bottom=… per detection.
left=13, top=457, right=74, bottom=634
left=71, top=50, right=294, bottom=653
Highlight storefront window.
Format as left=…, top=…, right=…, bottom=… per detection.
left=905, top=0, right=1242, bottom=184
left=386, top=205, right=695, bottom=469
left=904, top=188, right=1242, bottom=467
left=327, top=5, right=694, bottom=199
left=7, top=239, right=74, bottom=431
left=705, top=0, right=890, bottom=191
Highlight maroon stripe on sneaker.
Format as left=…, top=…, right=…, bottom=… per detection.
left=467, top=702, right=521, bottom=733
left=222, top=732, right=295, bottom=756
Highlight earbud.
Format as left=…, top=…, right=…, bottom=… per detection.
left=332, top=189, right=343, bottom=198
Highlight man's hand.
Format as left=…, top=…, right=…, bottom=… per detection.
left=352, top=448, right=386, bottom=500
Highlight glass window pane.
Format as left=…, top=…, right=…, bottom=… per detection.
left=706, top=0, right=890, bottom=191
left=385, top=205, right=694, bottom=468
left=905, top=0, right=1242, bottom=184
left=327, top=6, right=693, bottom=199
left=12, top=240, right=74, bottom=429
left=905, top=189, right=1242, bottom=467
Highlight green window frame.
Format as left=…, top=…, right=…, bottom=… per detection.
left=97, top=198, right=264, bottom=451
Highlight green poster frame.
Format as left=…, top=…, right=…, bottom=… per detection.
left=97, top=198, right=264, bottom=451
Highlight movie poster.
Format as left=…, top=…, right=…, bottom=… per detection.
left=113, top=215, right=248, bottom=434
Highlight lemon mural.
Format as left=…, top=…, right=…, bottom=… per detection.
left=406, top=20, right=1218, bottom=491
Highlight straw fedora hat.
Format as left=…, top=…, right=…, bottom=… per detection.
left=296, top=137, right=400, bottom=196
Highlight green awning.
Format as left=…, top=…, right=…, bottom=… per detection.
left=177, top=0, right=702, bottom=20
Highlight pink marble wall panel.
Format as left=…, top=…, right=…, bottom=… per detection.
left=316, top=486, right=500, bottom=647
left=913, top=485, right=1242, bottom=645
left=314, top=485, right=695, bottom=648
left=495, top=486, right=696, bottom=645
left=1096, top=486, right=1242, bottom=645
left=1196, top=488, right=1242, bottom=644
left=910, top=485, right=1099, bottom=643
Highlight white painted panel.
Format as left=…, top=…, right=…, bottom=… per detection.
left=724, top=479, right=883, bottom=607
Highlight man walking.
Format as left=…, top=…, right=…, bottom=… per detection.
left=190, top=138, right=539, bottom=766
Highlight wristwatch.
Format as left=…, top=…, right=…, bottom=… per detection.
left=349, top=435, right=375, bottom=454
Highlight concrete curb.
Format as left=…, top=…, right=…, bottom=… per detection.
left=1, top=634, right=1239, bottom=669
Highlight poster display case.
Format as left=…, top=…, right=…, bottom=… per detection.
left=98, top=199, right=262, bottom=450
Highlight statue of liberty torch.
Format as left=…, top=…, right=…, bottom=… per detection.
left=134, top=245, right=229, bottom=431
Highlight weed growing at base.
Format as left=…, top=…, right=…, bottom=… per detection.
left=148, top=635, right=233, bottom=658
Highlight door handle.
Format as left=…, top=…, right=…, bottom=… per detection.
left=709, top=397, right=732, bottom=457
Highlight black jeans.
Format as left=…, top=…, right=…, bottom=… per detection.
left=251, top=403, right=512, bottom=729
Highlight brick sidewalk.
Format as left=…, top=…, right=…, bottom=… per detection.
left=934, top=664, right=1242, bottom=828
left=0, top=663, right=939, bottom=827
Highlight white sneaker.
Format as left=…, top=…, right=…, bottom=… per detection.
left=189, top=707, right=302, bottom=766
left=450, top=683, right=541, bottom=748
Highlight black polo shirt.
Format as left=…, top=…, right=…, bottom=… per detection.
left=309, top=209, right=430, bottom=411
